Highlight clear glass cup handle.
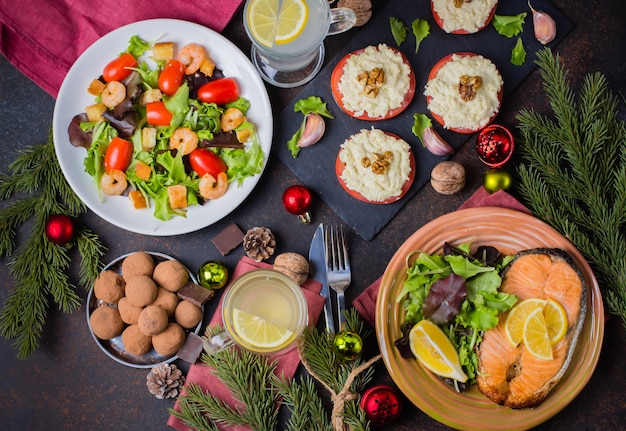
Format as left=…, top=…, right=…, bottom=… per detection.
left=328, top=7, right=357, bottom=36
left=203, top=330, right=235, bottom=354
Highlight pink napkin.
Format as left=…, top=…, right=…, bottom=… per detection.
left=353, top=188, right=531, bottom=327
left=167, top=256, right=325, bottom=431
left=0, top=0, right=244, bottom=98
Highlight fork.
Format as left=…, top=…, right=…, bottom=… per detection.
left=324, top=225, right=351, bottom=331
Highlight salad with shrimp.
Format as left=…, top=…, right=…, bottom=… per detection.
left=68, top=35, right=265, bottom=221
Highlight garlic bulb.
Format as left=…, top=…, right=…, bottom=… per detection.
left=529, top=1, right=556, bottom=45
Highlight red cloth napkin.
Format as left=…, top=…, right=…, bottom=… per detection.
left=353, top=188, right=531, bottom=327
left=167, top=256, right=325, bottom=431
left=0, top=0, right=244, bottom=98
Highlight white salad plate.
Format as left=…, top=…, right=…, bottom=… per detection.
left=52, top=18, right=272, bottom=236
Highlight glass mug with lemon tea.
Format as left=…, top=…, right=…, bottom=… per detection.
left=244, top=0, right=357, bottom=88
left=203, top=269, right=309, bottom=355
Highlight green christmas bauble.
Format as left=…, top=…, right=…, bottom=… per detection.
left=197, top=261, right=229, bottom=289
left=333, top=330, right=363, bottom=361
left=483, top=168, right=512, bottom=194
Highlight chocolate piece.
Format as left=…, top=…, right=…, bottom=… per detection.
left=177, top=281, right=214, bottom=307
left=212, top=223, right=244, bottom=256
left=176, top=332, right=205, bottom=364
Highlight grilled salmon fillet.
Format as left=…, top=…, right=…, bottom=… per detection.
left=476, top=248, right=587, bottom=408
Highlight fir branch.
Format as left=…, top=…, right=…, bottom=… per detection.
left=0, top=131, right=106, bottom=357
left=274, top=375, right=333, bottom=431
left=516, top=48, right=626, bottom=329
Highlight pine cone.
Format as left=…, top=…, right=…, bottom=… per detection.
left=243, top=227, right=276, bottom=262
left=146, top=363, right=185, bottom=400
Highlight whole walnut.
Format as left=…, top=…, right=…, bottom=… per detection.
left=272, top=252, right=310, bottom=285
left=430, top=161, right=466, bottom=195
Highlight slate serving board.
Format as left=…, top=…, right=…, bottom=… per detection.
left=275, top=0, right=572, bottom=240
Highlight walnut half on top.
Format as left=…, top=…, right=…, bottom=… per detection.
left=458, top=74, right=482, bottom=101
left=357, top=67, right=385, bottom=98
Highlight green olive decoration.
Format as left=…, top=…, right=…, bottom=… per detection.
left=483, top=168, right=512, bottom=194
left=197, top=260, right=229, bottom=289
left=333, top=330, right=363, bottom=361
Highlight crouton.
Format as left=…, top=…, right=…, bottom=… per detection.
left=128, top=190, right=148, bottom=209
left=142, top=127, right=157, bottom=151
left=153, top=42, right=175, bottom=61
left=139, top=88, right=163, bottom=105
left=135, top=161, right=152, bottom=181
left=85, top=103, right=107, bottom=122
left=200, top=57, right=216, bottom=77
left=87, top=79, right=106, bottom=96
left=168, top=185, right=187, bottom=209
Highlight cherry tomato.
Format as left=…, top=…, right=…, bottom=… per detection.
left=189, top=148, right=228, bottom=178
left=102, top=53, right=137, bottom=82
left=197, top=78, right=240, bottom=105
left=158, top=59, right=185, bottom=96
left=104, top=137, right=133, bottom=172
left=146, top=101, right=173, bottom=126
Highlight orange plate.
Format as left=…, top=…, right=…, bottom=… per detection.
left=426, top=52, right=503, bottom=134
left=330, top=46, right=416, bottom=121
left=375, top=207, right=604, bottom=431
left=335, top=132, right=415, bottom=204
left=431, top=0, right=498, bottom=34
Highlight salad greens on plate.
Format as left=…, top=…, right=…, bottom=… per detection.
left=396, top=241, right=517, bottom=387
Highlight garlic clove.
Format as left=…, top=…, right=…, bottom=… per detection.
left=529, top=1, right=556, bottom=45
left=297, top=113, right=325, bottom=148
left=422, top=127, right=454, bottom=156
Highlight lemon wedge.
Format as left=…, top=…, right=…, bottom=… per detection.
left=233, top=308, right=294, bottom=349
left=523, top=307, right=553, bottom=360
left=275, top=0, right=308, bottom=44
left=246, top=0, right=308, bottom=47
left=504, top=298, right=547, bottom=347
left=543, top=298, right=568, bottom=345
left=409, top=319, right=468, bottom=383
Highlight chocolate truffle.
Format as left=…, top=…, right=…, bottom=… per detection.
left=152, top=322, right=186, bottom=356
left=117, top=296, right=143, bottom=325
left=121, top=324, right=153, bottom=355
left=174, top=300, right=203, bottom=329
left=151, top=287, right=179, bottom=316
left=125, top=274, right=158, bottom=307
left=153, top=260, right=189, bottom=293
left=93, top=270, right=126, bottom=304
left=138, top=305, right=169, bottom=336
left=90, top=306, right=124, bottom=340
left=121, top=251, right=155, bottom=278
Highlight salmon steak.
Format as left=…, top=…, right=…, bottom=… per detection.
left=476, top=248, right=587, bottom=408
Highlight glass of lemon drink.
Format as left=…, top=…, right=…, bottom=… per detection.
left=244, top=0, right=356, bottom=87
left=203, top=269, right=309, bottom=355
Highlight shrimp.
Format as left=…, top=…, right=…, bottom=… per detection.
left=100, top=169, right=128, bottom=195
left=177, top=43, right=206, bottom=74
left=221, top=107, right=245, bottom=132
left=101, top=81, right=126, bottom=108
left=199, top=172, right=228, bottom=199
left=169, top=127, right=198, bottom=155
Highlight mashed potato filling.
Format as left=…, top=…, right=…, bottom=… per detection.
left=338, top=44, right=411, bottom=119
left=433, top=0, right=498, bottom=33
left=339, top=128, right=411, bottom=202
left=424, top=54, right=503, bottom=130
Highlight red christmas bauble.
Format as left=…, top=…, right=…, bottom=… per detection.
left=45, top=214, right=76, bottom=245
left=282, top=185, right=312, bottom=223
left=359, top=384, right=402, bottom=426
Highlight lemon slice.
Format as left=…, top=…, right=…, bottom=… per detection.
left=233, top=308, right=294, bottom=349
left=409, top=319, right=468, bottom=383
left=246, top=0, right=280, bottom=48
left=275, top=0, right=308, bottom=44
left=504, top=298, right=547, bottom=347
left=544, top=298, right=568, bottom=345
left=523, top=307, right=553, bottom=360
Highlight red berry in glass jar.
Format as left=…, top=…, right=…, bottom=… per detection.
left=476, top=124, right=514, bottom=167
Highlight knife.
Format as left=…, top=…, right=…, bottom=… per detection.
left=308, top=223, right=335, bottom=333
